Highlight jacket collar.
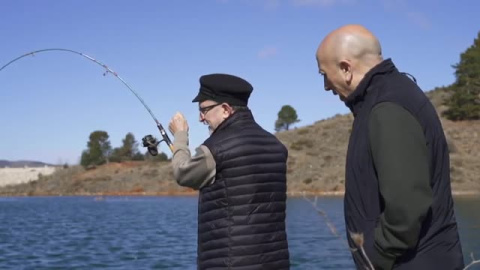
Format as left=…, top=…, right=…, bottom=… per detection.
left=344, top=59, right=396, bottom=115
left=211, top=109, right=254, bottom=135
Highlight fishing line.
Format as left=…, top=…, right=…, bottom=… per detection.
left=0, top=48, right=173, bottom=154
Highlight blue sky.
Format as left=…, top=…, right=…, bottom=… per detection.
left=1, top=0, right=479, bottom=164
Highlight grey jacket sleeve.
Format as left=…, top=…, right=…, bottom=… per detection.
left=171, top=131, right=216, bottom=190
left=368, top=102, right=433, bottom=269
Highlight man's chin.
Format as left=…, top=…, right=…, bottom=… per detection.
left=208, top=126, right=215, bottom=135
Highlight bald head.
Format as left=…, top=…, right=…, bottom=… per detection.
left=315, top=25, right=384, bottom=99
left=318, top=24, right=382, bottom=68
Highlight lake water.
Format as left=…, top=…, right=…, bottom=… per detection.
left=0, top=196, right=478, bottom=269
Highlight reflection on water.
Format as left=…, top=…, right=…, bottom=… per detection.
left=455, top=196, right=480, bottom=267
left=287, top=197, right=354, bottom=269
left=0, top=196, right=478, bottom=269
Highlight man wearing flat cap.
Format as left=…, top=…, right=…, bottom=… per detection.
left=169, top=73, right=290, bottom=270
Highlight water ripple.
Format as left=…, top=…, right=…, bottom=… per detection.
left=0, top=196, right=477, bottom=269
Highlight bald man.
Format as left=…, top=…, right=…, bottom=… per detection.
left=316, top=25, right=464, bottom=269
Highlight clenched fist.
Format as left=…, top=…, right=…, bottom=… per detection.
left=169, top=112, right=189, bottom=135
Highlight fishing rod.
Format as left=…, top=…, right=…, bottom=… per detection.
left=0, top=48, right=173, bottom=155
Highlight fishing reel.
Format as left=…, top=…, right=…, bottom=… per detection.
left=142, top=135, right=161, bottom=156
left=142, top=123, right=174, bottom=156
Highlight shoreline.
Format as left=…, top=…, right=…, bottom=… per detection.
left=287, top=190, right=480, bottom=197
left=1, top=190, right=478, bottom=197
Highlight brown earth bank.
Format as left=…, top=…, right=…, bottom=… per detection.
left=0, top=88, right=478, bottom=197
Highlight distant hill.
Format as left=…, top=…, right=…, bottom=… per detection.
left=0, top=160, right=54, bottom=168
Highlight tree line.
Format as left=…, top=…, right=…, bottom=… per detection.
left=80, top=131, right=168, bottom=168
left=80, top=104, right=301, bottom=168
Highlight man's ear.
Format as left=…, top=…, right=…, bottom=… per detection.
left=222, top=103, right=233, bottom=118
left=340, top=60, right=353, bottom=84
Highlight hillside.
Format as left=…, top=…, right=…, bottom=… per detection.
left=0, top=161, right=192, bottom=196
left=279, top=87, right=479, bottom=194
left=0, top=88, right=479, bottom=196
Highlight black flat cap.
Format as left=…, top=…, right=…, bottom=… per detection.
left=192, top=73, right=253, bottom=106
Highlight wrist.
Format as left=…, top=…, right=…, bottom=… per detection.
left=174, top=130, right=188, bottom=147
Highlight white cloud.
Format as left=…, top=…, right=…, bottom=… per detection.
left=380, top=0, right=432, bottom=30
left=380, top=0, right=408, bottom=11
left=216, top=0, right=353, bottom=9
left=257, top=47, right=279, bottom=59
left=407, top=11, right=431, bottom=30
left=264, top=0, right=281, bottom=9
left=291, top=0, right=355, bottom=7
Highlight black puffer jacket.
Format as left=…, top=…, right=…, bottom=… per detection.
left=344, top=59, right=464, bottom=269
left=198, top=110, right=290, bottom=270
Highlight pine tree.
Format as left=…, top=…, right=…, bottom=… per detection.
left=443, top=32, right=480, bottom=120
left=275, top=105, right=300, bottom=131
left=80, top=131, right=112, bottom=167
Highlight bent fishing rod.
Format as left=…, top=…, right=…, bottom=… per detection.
left=0, top=48, right=173, bottom=155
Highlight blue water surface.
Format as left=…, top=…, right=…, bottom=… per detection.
left=0, top=196, right=478, bottom=269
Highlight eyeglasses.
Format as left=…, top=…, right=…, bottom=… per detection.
left=199, top=103, right=222, bottom=116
